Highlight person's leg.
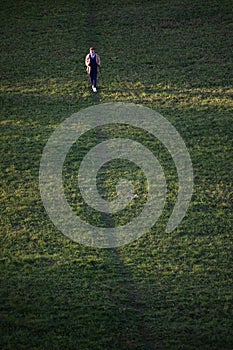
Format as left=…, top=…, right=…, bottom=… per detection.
left=90, top=70, right=97, bottom=92
left=90, top=71, right=94, bottom=86
left=92, top=70, right=97, bottom=88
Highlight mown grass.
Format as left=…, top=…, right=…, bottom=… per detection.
left=0, top=0, right=232, bottom=349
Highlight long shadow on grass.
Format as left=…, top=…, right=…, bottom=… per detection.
left=0, top=253, right=163, bottom=350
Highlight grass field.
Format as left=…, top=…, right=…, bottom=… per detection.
left=0, top=0, right=233, bottom=349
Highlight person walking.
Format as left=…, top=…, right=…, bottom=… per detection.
left=85, top=47, right=101, bottom=92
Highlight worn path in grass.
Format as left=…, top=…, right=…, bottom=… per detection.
left=112, top=249, right=164, bottom=350
left=86, top=3, right=162, bottom=348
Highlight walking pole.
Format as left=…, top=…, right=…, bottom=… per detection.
left=98, top=66, right=102, bottom=89
left=87, top=65, right=91, bottom=85
left=88, top=72, right=91, bottom=85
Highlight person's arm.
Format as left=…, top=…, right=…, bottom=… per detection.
left=85, top=54, right=91, bottom=74
left=85, top=54, right=90, bottom=67
left=96, top=54, right=101, bottom=67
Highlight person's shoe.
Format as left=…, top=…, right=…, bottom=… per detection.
left=93, top=87, right=97, bottom=92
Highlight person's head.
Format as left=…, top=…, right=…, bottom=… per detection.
left=89, top=47, right=95, bottom=55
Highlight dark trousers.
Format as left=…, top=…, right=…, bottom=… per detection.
left=90, top=69, right=97, bottom=88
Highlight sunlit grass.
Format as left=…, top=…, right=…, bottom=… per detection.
left=0, top=0, right=232, bottom=349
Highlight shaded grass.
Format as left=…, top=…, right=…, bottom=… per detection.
left=0, top=0, right=233, bottom=349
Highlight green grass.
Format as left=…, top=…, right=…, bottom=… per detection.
left=0, top=0, right=232, bottom=349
